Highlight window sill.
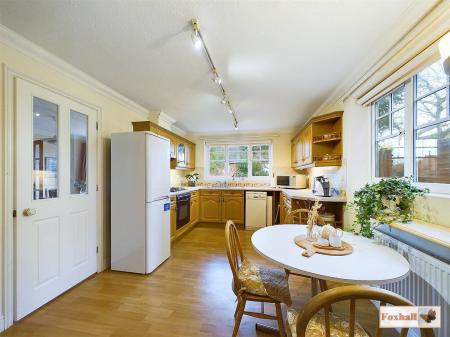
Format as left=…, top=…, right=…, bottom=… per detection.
left=388, top=220, right=450, bottom=248
left=375, top=219, right=450, bottom=264
left=425, top=192, right=450, bottom=199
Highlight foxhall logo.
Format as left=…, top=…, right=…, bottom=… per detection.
left=380, top=306, right=440, bottom=328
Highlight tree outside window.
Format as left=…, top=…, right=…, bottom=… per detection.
left=414, top=61, right=450, bottom=184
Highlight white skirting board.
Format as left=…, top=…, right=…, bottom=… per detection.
left=0, top=315, right=5, bottom=332
left=374, top=231, right=449, bottom=337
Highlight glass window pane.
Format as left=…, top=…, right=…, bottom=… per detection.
left=416, top=61, right=448, bottom=98
left=416, top=89, right=447, bottom=127
left=229, top=162, right=248, bottom=178
left=252, top=146, right=261, bottom=160
left=70, top=110, right=88, bottom=194
left=228, top=145, right=248, bottom=161
left=252, top=160, right=270, bottom=176
left=392, top=108, right=404, bottom=134
left=392, top=86, right=405, bottom=110
left=209, top=161, right=225, bottom=176
left=376, top=135, right=404, bottom=177
left=416, top=121, right=450, bottom=184
left=377, top=115, right=391, bottom=138
left=33, top=97, right=58, bottom=200
left=209, top=146, right=225, bottom=161
left=376, top=95, right=390, bottom=117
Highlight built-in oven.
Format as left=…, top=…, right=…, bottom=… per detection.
left=176, top=192, right=191, bottom=230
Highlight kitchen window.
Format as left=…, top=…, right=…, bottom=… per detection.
left=372, top=60, right=450, bottom=192
left=205, top=143, right=272, bottom=180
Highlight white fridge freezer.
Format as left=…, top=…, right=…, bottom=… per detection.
left=111, top=131, right=171, bottom=274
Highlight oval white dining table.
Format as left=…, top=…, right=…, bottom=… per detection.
left=251, top=225, right=410, bottom=336
left=251, top=225, right=410, bottom=285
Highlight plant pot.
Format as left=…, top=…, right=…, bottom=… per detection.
left=187, top=181, right=196, bottom=187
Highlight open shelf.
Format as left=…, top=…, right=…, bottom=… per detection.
left=313, top=136, right=341, bottom=144
left=313, top=154, right=342, bottom=162
left=313, top=132, right=341, bottom=143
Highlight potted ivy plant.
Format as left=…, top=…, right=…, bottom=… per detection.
left=185, top=173, right=199, bottom=187
left=348, top=177, right=428, bottom=238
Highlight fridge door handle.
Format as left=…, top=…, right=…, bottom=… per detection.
left=153, top=196, right=170, bottom=202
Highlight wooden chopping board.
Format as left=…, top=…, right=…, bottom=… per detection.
left=294, top=235, right=353, bottom=257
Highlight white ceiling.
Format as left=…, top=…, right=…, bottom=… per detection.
left=0, top=0, right=422, bottom=133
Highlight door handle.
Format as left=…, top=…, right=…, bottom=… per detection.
left=23, top=208, right=36, bottom=216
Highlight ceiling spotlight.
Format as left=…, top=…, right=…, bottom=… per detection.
left=34, top=113, right=40, bottom=117
left=191, top=31, right=203, bottom=49
left=212, top=68, right=222, bottom=85
left=214, top=75, right=222, bottom=85
left=191, top=18, right=203, bottom=50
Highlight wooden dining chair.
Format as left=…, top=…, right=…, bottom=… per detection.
left=283, top=208, right=329, bottom=296
left=284, top=208, right=310, bottom=224
left=287, top=285, right=435, bottom=337
left=225, top=220, right=287, bottom=337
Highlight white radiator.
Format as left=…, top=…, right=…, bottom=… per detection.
left=374, top=231, right=449, bottom=337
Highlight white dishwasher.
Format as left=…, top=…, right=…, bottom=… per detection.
left=245, top=192, right=267, bottom=230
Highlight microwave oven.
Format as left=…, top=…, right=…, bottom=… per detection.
left=275, top=175, right=307, bottom=189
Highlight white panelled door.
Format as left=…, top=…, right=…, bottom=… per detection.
left=15, top=78, right=97, bottom=320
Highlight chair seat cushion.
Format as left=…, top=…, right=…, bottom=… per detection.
left=287, top=308, right=369, bottom=337
left=238, top=258, right=292, bottom=306
left=238, top=258, right=268, bottom=296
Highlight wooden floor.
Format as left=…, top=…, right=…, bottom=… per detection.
left=1, top=224, right=397, bottom=337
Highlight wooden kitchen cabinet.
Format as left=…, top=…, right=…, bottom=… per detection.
left=190, top=195, right=199, bottom=225
left=296, top=133, right=304, bottom=166
left=200, top=196, right=221, bottom=222
left=187, top=143, right=196, bottom=170
left=291, top=111, right=343, bottom=169
left=291, top=140, right=297, bottom=168
left=222, top=196, right=244, bottom=224
left=302, top=124, right=312, bottom=165
left=132, top=121, right=195, bottom=170
left=199, top=190, right=244, bottom=224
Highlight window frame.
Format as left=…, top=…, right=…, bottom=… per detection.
left=371, top=60, right=450, bottom=195
left=206, top=144, right=227, bottom=179
left=204, top=142, right=273, bottom=181
left=373, top=83, right=406, bottom=178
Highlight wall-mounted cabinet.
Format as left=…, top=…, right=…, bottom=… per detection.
left=291, top=111, right=343, bottom=170
left=132, top=121, right=195, bottom=170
